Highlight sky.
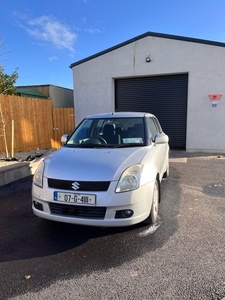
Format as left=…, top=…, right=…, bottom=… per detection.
left=1, top=0, right=225, bottom=90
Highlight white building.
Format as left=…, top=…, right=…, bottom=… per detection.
left=70, top=32, right=225, bottom=153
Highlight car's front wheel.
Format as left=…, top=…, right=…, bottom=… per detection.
left=143, top=179, right=159, bottom=225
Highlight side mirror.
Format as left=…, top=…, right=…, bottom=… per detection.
left=155, top=133, right=169, bottom=145
left=61, top=134, right=69, bottom=144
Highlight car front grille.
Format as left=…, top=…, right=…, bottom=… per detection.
left=48, top=178, right=110, bottom=192
left=49, top=203, right=106, bottom=219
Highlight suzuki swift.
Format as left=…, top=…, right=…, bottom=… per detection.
left=32, top=112, right=169, bottom=227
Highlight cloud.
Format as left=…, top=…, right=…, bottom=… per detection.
left=85, top=28, right=102, bottom=34
left=48, top=56, right=58, bottom=61
left=22, top=15, right=77, bottom=53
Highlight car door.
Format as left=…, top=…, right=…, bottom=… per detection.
left=147, top=117, right=168, bottom=176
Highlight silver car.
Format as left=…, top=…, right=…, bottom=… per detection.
left=32, top=112, right=169, bottom=227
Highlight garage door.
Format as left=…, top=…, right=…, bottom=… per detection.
left=115, top=73, right=188, bottom=149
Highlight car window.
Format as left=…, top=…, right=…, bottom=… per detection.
left=67, top=119, right=91, bottom=144
left=66, top=117, right=146, bottom=147
left=153, top=117, right=162, bottom=133
left=147, top=117, right=159, bottom=141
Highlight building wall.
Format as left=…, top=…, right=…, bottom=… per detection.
left=49, top=85, right=74, bottom=108
left=72, top=35, right=225, bottom=153
left=17, top=85, right=74, bottom=108
left=35, top=85, right=50, bottom=97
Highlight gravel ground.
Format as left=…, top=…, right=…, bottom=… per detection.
left=0, top=149, right=54, bottom=168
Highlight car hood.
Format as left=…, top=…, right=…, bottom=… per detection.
left=44, top=146, right=148, bottom=181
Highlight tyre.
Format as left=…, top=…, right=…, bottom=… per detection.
left=143, top=179, right=159, bottom=225
left=163, top=157, right=169, bottom=178
left=163, top=166, right=169, bottom=178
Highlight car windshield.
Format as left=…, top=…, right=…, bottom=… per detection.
left=66, top=117, right=146, bottom=148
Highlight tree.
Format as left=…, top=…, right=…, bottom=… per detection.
left=0, top=104, right=10, bottom=158
left=0, top=66, right=19, bottom=95
left=0, top=36, right=19, bottom=95
left=0, top=37, right=19, bottom=158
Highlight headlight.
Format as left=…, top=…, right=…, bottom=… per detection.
left=115, top=164, right=143, bottom=193
left=33, top=160, right=45, bottom=188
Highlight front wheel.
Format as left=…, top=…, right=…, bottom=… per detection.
left=163, top=166, right=169, bottom=178
left=143, top=179, right=159, bottom=225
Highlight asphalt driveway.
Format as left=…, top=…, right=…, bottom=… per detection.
left=0, top=151, right=224, bottom=300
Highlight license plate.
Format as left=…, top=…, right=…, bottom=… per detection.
left=54, top=192, right=96, bottom=205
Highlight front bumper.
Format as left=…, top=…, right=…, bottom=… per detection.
left=32, top=178, right=155, bottom=227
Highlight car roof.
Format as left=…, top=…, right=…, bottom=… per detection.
left=86, top=112, right=155, bottom=119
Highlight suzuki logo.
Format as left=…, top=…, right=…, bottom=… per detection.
left=72, top=182, right=80, bottom=190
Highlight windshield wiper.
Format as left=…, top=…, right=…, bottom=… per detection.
left=77, top=143, right=109, bottom=148
left=114, top=143, right=144, bottom=148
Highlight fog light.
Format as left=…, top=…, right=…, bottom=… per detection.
left=33, top=201, right=43, bottom=211
left=115, top=209, right=134, bottom=219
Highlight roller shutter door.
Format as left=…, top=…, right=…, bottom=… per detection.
left=115, top=73, right=188, bottom=149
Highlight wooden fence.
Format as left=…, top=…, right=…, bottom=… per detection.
left=0, top=94, right=75, bottom=156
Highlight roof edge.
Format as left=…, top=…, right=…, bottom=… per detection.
left=70, top=31, right=225, bottom=68
left=16, top=84, right=73, bottom=91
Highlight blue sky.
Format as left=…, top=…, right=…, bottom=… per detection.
left=1, top=0, right=225, bottom=89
